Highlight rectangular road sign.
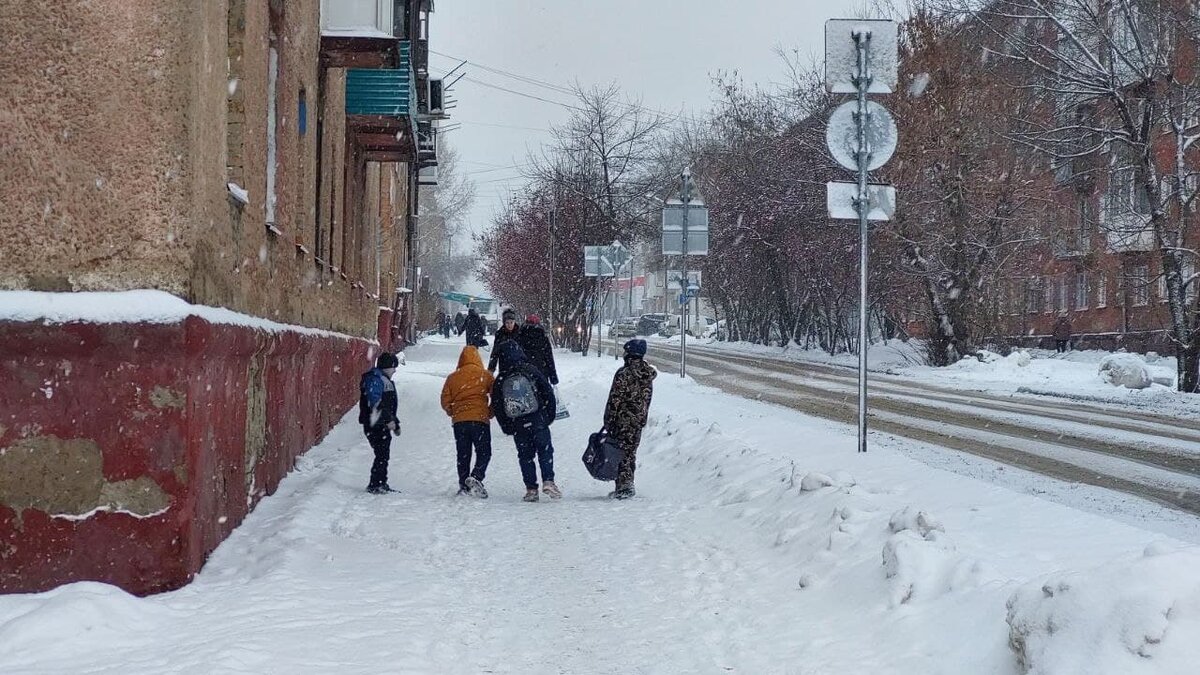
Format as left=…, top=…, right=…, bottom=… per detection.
left=825, top=19, right=898, bottom=94
left=826, top=182, right=897, bottom=222
left=662, top=201, right=710, bottom=255
left=667, top=271, right=702, bottom=290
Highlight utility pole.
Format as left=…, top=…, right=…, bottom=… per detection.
left=680, top=167, right=691, bottom=379
left=548, top=206, right=556, bottom=342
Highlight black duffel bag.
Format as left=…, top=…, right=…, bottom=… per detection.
left=582, top=428, right=624, bottom=481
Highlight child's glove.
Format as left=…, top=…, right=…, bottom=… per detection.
left=391, top=422, right=402, bottom=438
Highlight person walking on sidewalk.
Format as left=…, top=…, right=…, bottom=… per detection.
left=464, top=307, right=487, bottom=345
left=488, top=308, right=521, bottom=373
left=603, top=339, right=657, bottom=499
left=517, top=314, right=558, bottom=386
left=441, top=343, right=495, bottom=498
left=359, top=352, right=401, bottom=494
left=1053, top=315, right=1073, bottom=353
left=491, top=341, right=560, bottom=502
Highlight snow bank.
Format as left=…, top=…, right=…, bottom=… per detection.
left=0, top=582, right=171, bottom=664
left=0, top=290, right=364, bottom=342
left=1006, top=546, right=1200, bottom=674
left=1098, top=353, right=1153, bottom=389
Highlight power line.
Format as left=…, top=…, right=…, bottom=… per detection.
left=460, top=76, right=580, bottom=110
left=431, top=49, right=684, bottom=122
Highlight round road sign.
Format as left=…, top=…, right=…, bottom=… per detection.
left=825, top=100, right=897, bottom=172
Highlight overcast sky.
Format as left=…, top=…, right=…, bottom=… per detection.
left=432, top=0, right=858, bottom=256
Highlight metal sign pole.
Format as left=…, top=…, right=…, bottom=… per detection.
left=853, top=29, right=872, bottom=454
left=680, top=168, right=690, bottom=379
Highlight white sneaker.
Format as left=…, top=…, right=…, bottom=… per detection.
left=542, top=481, right=562, bottom=500
left=465, top=476, right=488, bottom=499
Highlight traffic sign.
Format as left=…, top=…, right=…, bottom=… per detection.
left=826, top=100, right=897, bottom=172
left=825, top=19, right=898, bottom=94
left=826, top=182, right=896, bottom=221
left=662, top=200, right=709, bottom=255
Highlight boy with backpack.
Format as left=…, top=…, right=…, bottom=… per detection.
left=490, top=341, right=560, bottom=502
left=359, top=352, right=401, bottom=494
left=441, top=342, right=495, bottom=498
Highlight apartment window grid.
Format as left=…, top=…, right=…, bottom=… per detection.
left=1128, top=265, right=1150, bottom=307
left=1097, top=273, right=1108, bottom=308
left=1055, top=276, right=1069, bottom=314
left=1044, top=278, right=1055, bottom=314
left=1075, top=272, right=1089, bottom=311
left=1026, top=278, right=1043, bottom=315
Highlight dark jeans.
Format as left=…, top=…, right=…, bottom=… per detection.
left=514, top=426, right=555, bottom=489
left=366, top=426, right=392, bottom=488
left=1056, top=340, right=1070, bottom=353
left=454, top=421, right=492, bottom=488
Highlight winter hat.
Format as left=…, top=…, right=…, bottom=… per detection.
left=376, top=352, right=400, bottom=369
left=525, top=314, right=541, bottom=325
left=495, top=340, right=527, bottom=364
left=502, top=308, right=517, bottom=321
left=623, top=339, right=648, bottom=358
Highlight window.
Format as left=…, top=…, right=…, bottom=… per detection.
left=298, top=89, right=308, bottom=136
left=1044, top=279, right=1056, bottom=314
left=1184, top=260, right=1197, bottom=304
left=1097, top=273, right=1108, bottom=308
left=1026, top=278, right=1044, bottom=314
left=1077, top=197, right=1094, bottom=253
left=1128, top=265, right=1150, bottom=306
left=1057, top=276, right=1069, bottom=314
left=226, top=0, right=247, bottom=188
left=1158, top=271, right=1168, bottom=303
left=1075, top=272, right=1089, bottom=310
left=1105, top=147, right=1151, bottom=221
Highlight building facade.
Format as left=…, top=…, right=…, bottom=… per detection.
left=0, top=0, right=444, bottom=594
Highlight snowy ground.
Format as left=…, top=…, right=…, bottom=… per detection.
left=657, top=337, right=1200, bottom=418
left=2, top=336, right=1198, bottom=674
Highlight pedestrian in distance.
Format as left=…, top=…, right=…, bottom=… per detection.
left=1053, top=315, right=1073, bottom=353
left=517, top=314, right=558, bottom=386
left=487, top=308, right=521, bottom=373
left=454, top=311, right=466, bottom=336
left=463, top=307, right=487, bottom=346
left=359, top=352, right=401, bottom=494
left=490, top=341, right=560, bottom=502
left=604, top=339, right=657, bottom=499
left=441, top=342, right=495, bottom=498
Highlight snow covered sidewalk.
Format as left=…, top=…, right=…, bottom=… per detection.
left=1, top=341, right=1198, bottom=674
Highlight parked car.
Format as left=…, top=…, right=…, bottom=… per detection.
left=610, top=316, right=640, bottom=338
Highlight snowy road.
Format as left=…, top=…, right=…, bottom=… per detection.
left=3, top=338, right=1199, bottom=674
left=647, top=344, right=1200, bottom=515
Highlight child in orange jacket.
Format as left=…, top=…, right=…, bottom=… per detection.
left=441, top=344, right=495, bottom=498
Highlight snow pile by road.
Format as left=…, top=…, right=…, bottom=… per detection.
left=1098, top=353, right=1154, bottom=389
left=1, top=342, right=1197, bottom=674
left=1007, top=545, right=1200, bottom=674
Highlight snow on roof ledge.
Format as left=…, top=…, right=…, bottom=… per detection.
left=0, top=290, right=370, bottom=342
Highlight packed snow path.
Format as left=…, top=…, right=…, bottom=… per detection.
left=3, top=338, right=1198, bottom=675
left=648, top=344, right=1200, bottom=515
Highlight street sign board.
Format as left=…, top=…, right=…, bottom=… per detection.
left=825, top=19, right=898, bottom=94
left=667, top=270, right=702, bottom=290
left=662, top=201, right=710, bottom=255
left=826, top=100, right=897, bottom=172
left=584, top=244, right=629, bottom=277
left=826, top=182, right=897, bottom=221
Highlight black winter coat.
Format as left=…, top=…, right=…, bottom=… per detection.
left=463, top=313, right=487, bottom=343
left=358, top=368, right=399, bottom=432
left=487, top=325, right=521, bottom=372
left=517, top=324, right=558, bottom=385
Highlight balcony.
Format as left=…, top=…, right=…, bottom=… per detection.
left=346, top=46, right=415, bottom=123
left=321, top=0, right=395, bottom=39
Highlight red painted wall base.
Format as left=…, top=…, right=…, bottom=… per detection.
left=0, top=316, right=373, bottom=595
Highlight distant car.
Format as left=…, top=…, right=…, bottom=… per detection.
left=611, top=316, right=640, bottom=338
left=637, top=313, right=671, bottom=336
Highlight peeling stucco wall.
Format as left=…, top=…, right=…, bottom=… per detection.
left=0, top=0, right=390, bottom=339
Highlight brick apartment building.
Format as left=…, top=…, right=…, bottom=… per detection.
left=0, top=0, right=445, bottom=594
left=898, top=2, right=1198, bottom=361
